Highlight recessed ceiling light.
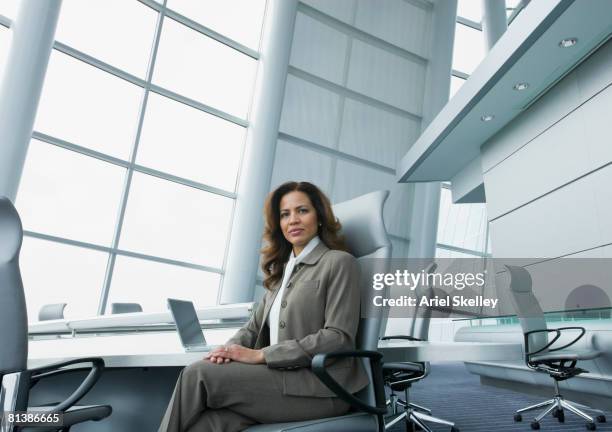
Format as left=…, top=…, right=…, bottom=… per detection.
left=481, top=114, right=495, bottom=122
left=513, top=82, right=529, bottom=91
left=559, top=38, right=578, bottom=48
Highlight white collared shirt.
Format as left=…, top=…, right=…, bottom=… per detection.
left=268, top=236, right=321, bottom=345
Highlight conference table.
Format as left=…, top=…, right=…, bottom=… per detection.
left=27, top=329, right=523, bottom=368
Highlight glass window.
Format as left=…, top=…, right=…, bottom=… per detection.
left=34, top=51, right=143, bottom=160
left=450, top=75, right=465, bottom=98
left=0, top=0, right=21, bottom=20
left=21, top=236, right=109, bottom=322
left=452, top=23, right=484, bottom=75
left=153, top=17, right=257, bottom=119
left=457, top=0, right=482, bottom=22
left=436, top=187, right=488, bottom=253
left=166, top=0, right=266, bottom=51
left=119, top=172, right=233, bottom=267
left=137, top=92, right=245, bottom=191
left=106, top=255, right=220, bottom=313
left=16, top=139, right=126, bottom=246
left=55, top=0, right=158, bottom=78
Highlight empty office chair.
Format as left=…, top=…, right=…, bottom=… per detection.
left=38, top=303, right=67, bottom=321
left=0, top=196, right=112, bottom=431
left=246, top=190, right=391, bottom=432
left=110, top=302, right=143, bottom=314
left=382, top=262, right=459, bottom=432
left=506, top=265, right=606, bottom=430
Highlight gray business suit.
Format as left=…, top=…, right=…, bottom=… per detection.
left=158, top=242, right=367, bottom=432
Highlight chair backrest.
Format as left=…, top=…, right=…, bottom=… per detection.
left=333, top=190, right=391, bottom=405
left=111, top=302, right=143, bottom=314
left=0, top=196, right=28, bottom=377
left=506, top=265, right=549, bottom=354
left=38, top=303, right=67, bottom=321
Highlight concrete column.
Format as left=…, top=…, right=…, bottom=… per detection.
left=0, top=0, right=62, bottom=201
left=481, top=0, right=507, bottom=51
left=406, top=0, right=456, bottom=259
left=220, top=0, right=298, bottom=303
left=449, top=0, right=506, bottom=204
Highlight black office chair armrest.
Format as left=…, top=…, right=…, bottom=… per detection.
left=547, top=326, right=586, bottom=352
left=29, top=357, right=105, bottom=413
left=524, top=329, right=561, bottom=357
left=311, top=350, right=387, bottom=415
left=380, top=335, right=423, bottom=342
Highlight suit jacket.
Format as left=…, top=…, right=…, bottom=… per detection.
left=226, top=241, right=368, bottom=397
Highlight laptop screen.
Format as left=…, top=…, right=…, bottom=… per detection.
left=167, top=299, right=207, bottom=347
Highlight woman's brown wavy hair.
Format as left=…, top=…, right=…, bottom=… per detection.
left=261, top=181, right=347, bottom=290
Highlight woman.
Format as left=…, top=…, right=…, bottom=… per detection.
left=159, top=181, right=367, bottom=432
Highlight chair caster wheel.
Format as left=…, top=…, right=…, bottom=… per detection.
left=554, top=409, right=565, bottom=423
left=514, top=414, right=523, bottom=422
left=596, top=415, right=606, bottom=423
left=450, top=427, right=460, bottom=432
left=586, top=422, right=596, bottom=430
left=530, top=421, right=540, bottom=430
left=553, top=408, right=560, bottom=418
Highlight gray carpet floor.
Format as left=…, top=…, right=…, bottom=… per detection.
left=386, top=362, right=612, bottom=432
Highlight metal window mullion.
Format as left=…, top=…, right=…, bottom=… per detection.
left=31, top=130, right=237, bottom=198
left=0, top=14, right=10, bottom=28
left=52, top=39, right=249, bottom=129
left=137, top=0, right=259, bottom=60
left=97, top=1, right=168, bottom=315
left=53, top=40, right=148, bottom=88
left=456, top=16, right=482, bottom=31
left=149, top=84, right=248, bottom=127
left=23, top=230, right=223, bottom=274
left=451, top=69, right=469, bottom=80
left=31, top=131, right=131, bottom=169
left=131, top=163, right=236, bottom=199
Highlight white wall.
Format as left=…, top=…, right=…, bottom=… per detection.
left=482, top=40, right=612, bottom=259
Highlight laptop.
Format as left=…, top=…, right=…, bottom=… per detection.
left=167, top=298, right=214, bottom=352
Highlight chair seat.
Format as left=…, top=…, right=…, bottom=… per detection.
left=531, top=350, right=601, bottom=363
left=383, top=362, right=425, bottom=392
left=22, top=404, right=112, bottom=431
left=383, top=363, right=424, bottom=374
left=245, top=412, right=378, bottom=432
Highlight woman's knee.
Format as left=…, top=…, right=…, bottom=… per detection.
left=181, top=360, right=215, bottom=387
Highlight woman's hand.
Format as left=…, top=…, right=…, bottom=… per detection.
left=205, top=344, right=265, bottom=365
left=205, top=345, right=232, bottom=364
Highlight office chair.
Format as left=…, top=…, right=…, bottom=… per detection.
left=382, top=263, right=459, bottom=432
left=0, top=196, right=111, bottom=431
left=38, top=303, right=67, bottom=321
left=506, top=265, right=606, bottom=430
left=110, top=302, right=143, bottom=314
left=246, top=190, right=392, bottom=432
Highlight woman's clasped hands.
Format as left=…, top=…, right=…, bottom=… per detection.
left=205, top=344, right=265, bottom=365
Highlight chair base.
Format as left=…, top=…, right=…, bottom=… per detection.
left=385, top=410, right=458, bottom=432
left=514, top=395, right=606, bottom=430
left=386, top=394, right=457, bottom=431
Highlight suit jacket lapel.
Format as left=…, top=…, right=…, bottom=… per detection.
left=260, top=242, right=330, bottom=332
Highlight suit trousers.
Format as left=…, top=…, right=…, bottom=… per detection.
left=158, top=360, right=350, bottom=432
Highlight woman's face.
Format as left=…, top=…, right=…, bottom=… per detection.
left=279, top=191, right=319, bottom=255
